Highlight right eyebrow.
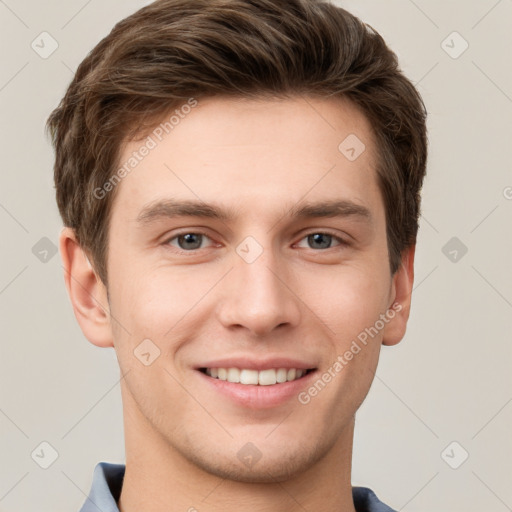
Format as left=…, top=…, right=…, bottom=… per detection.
left=136, top=199, right=236, bottom=224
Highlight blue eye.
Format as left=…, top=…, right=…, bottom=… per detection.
left=297, top=233, right=345, bottom=250
left=308, top=233, right=334, bottom=249
left=168, top=232, right=211, bottom=251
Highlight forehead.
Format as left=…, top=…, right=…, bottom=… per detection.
left=111, top=95, right=383, bottom=225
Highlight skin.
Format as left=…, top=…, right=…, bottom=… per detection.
left=60, top=95, right=414, bottom=512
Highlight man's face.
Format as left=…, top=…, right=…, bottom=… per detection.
left=105, top=96, right=404, bottom=482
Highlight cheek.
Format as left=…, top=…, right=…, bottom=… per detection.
left=110, top=265, right=218, bottom=354
left=304, top=263, right=391, bottom=340
left=312, top=273, right=387, bottom=407
left=329, top=269, right=389, bottom=396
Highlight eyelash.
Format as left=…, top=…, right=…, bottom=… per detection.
left=163, top=230, right=350, bottom=254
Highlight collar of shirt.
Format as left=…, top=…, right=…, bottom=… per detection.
left=78, top=462, right=397, bottom=512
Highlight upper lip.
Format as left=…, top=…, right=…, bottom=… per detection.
left=196, top=357, right=318, bottom=371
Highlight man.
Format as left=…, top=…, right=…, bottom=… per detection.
left=47, top=0, right=427, bottom=510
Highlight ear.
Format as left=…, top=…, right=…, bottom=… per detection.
left=381, top=244, right=415, bottom=346
left=59, top=227, right=114, bottom=348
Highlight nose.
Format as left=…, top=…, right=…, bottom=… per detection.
left=215, top=245, right=301, bottom=338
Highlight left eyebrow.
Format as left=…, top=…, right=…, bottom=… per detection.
left=289, top=199, right=372, bottom=223
left=136, top=198, right=372, bottom=225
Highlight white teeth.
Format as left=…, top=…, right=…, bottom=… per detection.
left=240, top=369, right=259, bottom=385
left=276, top=368, right=288, bottom=383
left=258, top=369, right=276, bottom=386
left=203, top=367, right=310, bottom=385
left=227, top=367, right=240, bottom=383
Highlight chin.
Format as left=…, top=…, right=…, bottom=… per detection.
left=179, top=435, right=331, bottom=484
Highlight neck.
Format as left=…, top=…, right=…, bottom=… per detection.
left=118, top=384, right=357, bottom=512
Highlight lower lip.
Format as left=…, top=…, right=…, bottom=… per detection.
left=196, top=369, right=317, bottom=409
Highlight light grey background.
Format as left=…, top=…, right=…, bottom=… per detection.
left=1, top=1, right=511, bottom=511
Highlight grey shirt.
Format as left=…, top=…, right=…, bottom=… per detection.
left=78, top=462, right=398, bottom=512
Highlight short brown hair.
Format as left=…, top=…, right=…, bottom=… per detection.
left=47, top=0, right=428, bottom=285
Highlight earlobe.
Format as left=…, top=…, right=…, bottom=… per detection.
left=59, top=227, right=114, bottom=348
left=382, top=245, right=415, bottom=346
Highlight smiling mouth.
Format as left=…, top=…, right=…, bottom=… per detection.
left=199, top=367, right=316, bottom=386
